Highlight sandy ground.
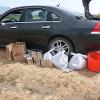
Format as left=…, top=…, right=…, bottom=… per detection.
left=0, top=48, right=99, bottom=100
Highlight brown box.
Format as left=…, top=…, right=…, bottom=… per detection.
left=37, top=52, right=43, bottom=60
left=32, top=51, right=37, bottom=61
left=41, top=60, right=47, bottom=67
left=6, top=44, right=13, bottom=60
left=35, top=59, right=41, bottom=66
left=41, top=60, right=53, bottom=68
left=6, top=42, right=26, bottom=62
left=27, top=57, right=33, bottom=65
left=32, top=51, right=42, bottom=65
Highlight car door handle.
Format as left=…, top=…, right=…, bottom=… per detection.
left=1, top=23, right=6, bottom=26
left=10, top=26, right=18, bottom=29
left=41, top=26, right=51, bottom=29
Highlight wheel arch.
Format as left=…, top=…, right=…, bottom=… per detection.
left=47, top=35, right=75, bottom=51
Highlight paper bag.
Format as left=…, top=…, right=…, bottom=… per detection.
left=6, top=42, right=26, bottom=62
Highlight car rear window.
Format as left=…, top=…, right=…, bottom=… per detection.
left=51, top=12, right=61, bottom=21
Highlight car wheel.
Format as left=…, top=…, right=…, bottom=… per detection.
left=48, top=37, right=74, bottom=55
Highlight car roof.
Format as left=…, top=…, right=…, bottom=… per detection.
left=10, top=5, right=66, bottom=14
left=12, top=5, right=60, bottom=9
left=12, top=5, right=83, bottom=16
left=1, top=5, right=84, bottom=20
left=12, top=5, right=75, bottom=12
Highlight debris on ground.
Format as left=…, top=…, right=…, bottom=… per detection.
left=0, top=49, right=99, bottom=100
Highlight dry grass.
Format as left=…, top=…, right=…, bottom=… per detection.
left=0, top=48, right=99, bottom=100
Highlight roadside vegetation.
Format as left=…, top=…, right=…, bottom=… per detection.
left=95, top=13, right=100, bottom=19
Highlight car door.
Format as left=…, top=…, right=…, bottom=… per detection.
left=0, top=8, right=25, bottom=46
left=17, top=7, right=52, bottom=50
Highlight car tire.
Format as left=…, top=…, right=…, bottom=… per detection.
left=48, top=37, right=74, bottom=55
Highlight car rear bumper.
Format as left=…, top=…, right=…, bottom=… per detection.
left=74, top=34, right=100, bottom=54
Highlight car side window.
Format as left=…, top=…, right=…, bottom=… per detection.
left=51, top=12, right=61, bottom=21
left=24, top=8, right=51, bottom=22
left=1, top=9, right=24, bottom=23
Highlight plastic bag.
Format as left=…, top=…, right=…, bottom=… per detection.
left=43, top=49, right=73, bottom=72
left=69, top=53, right=87, bottom=70
left=51, top=50, right=69, bottom=70
left=43, top=49, right=69, bottom=70
left=43, top=49, right=57, bottom=61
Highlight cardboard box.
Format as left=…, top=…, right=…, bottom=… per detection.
left=6, top=44, right=13, bottom=60
left=27, top=57, right=33, bottom=65
left=40, top=60, right=53, bottom=68
left=37, top=52, right=43, bottom=60
left=35, top=59, right=41, bottom=66
left=6, top=42, right=26, bottom=62
left=41, top=60, right=47, bottom=67
left=32, top=51, right=42, bottom=65
left=32, top=51, right=37, bottom=62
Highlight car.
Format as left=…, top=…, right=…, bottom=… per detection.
left=0, top=5, right=100, bottom=54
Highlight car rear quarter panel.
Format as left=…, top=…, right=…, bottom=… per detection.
left=50, top=10, right=98, bottom=53
left=67, top=20, right=99, bottom=53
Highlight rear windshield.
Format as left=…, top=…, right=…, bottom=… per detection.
left=59, top=6, right=87, bottom=20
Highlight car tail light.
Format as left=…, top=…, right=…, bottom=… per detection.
left=91, top=22, right=100, bottom=34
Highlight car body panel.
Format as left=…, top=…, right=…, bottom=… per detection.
left=0, top=5, right=99, bottom=53
left=0, top=22, right=19, bottom=45
left=17, top=21, right=52, bottom=51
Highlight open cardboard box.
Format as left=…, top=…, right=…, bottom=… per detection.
left=6, top=42, right=26, bottom=62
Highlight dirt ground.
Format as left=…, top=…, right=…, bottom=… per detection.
left=0, top=48, right=99, bottom=100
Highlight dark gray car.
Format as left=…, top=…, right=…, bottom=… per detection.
left=0, top=5, right=100, bottom=54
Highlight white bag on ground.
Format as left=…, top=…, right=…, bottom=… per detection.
left=43, top=49, right=72, bottom=72
left=43, top=49, right=56, bottom=61
left=52, top=50, right=69, bottom=70
left=69, top=53, right=87, bottom=70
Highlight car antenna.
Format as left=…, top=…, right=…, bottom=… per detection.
left=56, top=3, right=60, bottom=7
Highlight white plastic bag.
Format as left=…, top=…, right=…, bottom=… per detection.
left=43, top=49, right=72, bottom=72
left=69, top=53, right=87, bottom=70
left=51, top=50, right=69, bottom=70
left=43, top=49, right=56, bottom=61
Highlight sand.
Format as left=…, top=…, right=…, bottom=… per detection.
left=0, top=48, right=99, bottom=100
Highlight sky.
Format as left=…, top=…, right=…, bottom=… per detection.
left=0, top=0, right=100, bottom=14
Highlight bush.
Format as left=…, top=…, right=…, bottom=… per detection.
left=95, top=13, right=100, bottom=19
